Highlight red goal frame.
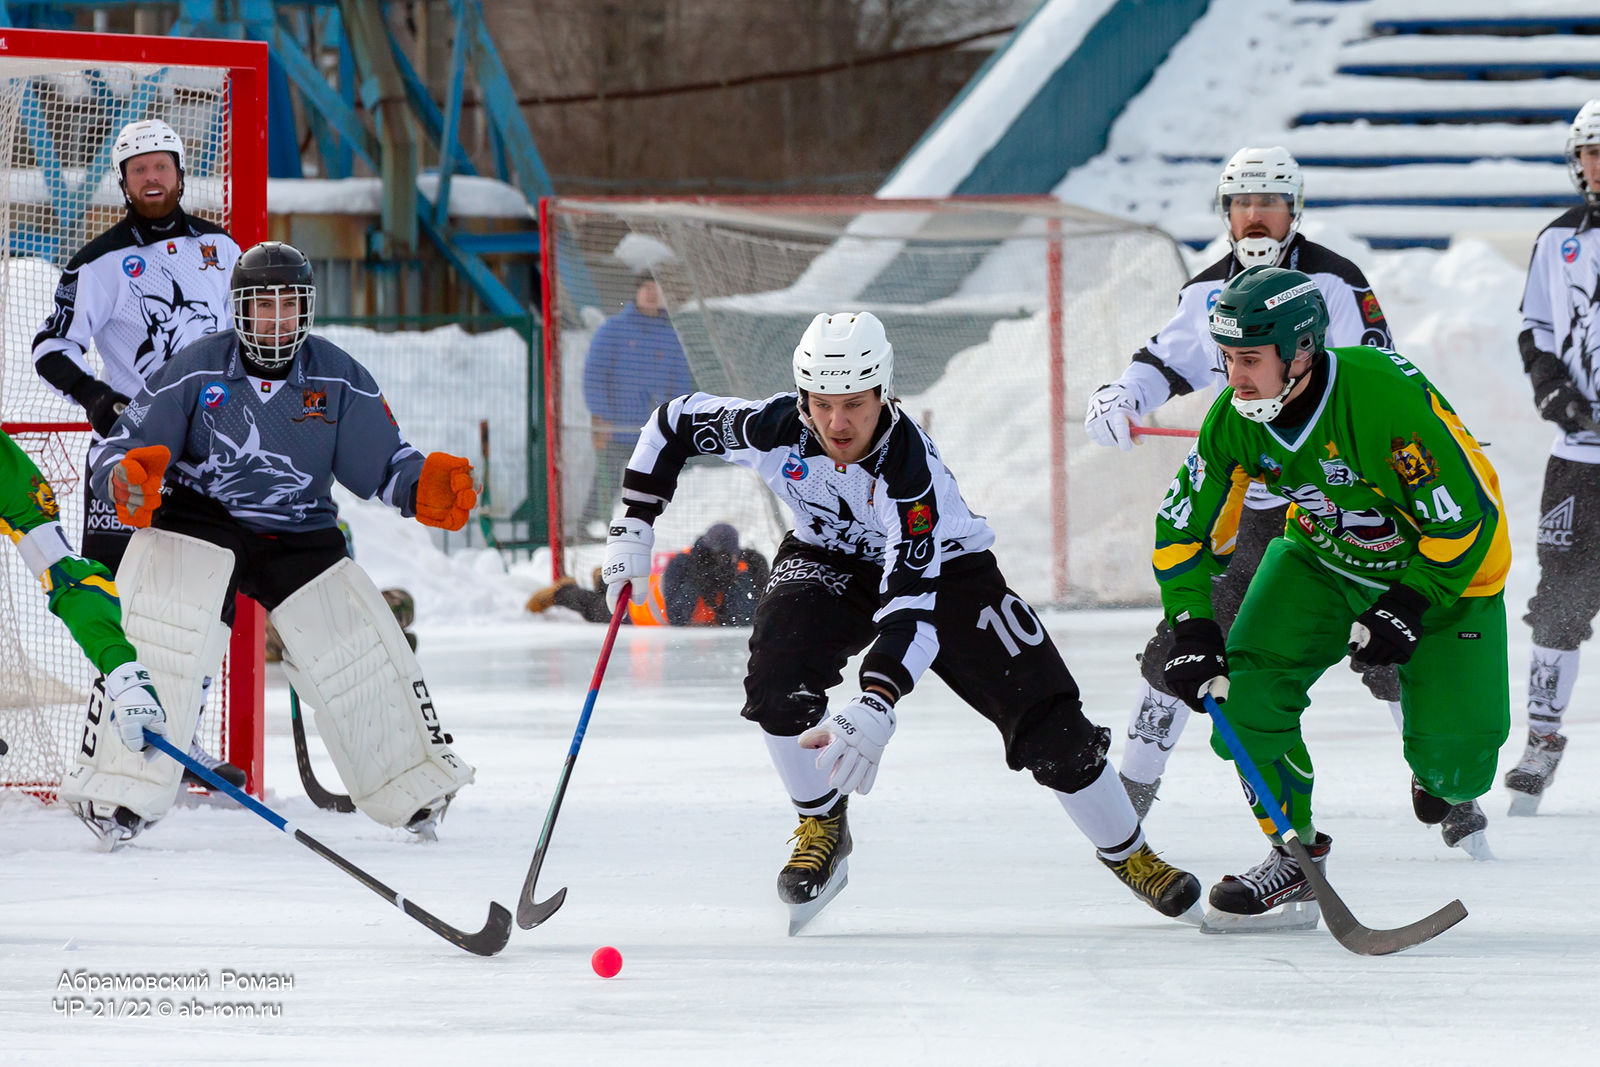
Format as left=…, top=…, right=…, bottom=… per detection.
left=0, top=27, right=270, bottom=795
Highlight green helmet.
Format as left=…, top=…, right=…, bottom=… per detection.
left=1208, top=265, right=1329, bottom=362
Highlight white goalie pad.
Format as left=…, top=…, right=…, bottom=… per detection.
left=272, top=558, right=474, bottom=827
left=60, top=528, right=234, bottom=822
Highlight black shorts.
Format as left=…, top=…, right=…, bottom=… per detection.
left=743, top=534, right=1102, bottom=789
left=152, top=483, right=350, bottom=625
left=1525, top=454, right=1600, bottom=649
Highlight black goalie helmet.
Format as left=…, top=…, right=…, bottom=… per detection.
left=230, top=241, right=316, bottom=369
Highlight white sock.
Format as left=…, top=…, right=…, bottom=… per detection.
left=1055, top=763, right=1143, bottom=857
left=1120, top=680, right=1189, bottom=784
left=764, top=730, right=837, bottom=816
left=1528, top=645, right=1579, bottom=734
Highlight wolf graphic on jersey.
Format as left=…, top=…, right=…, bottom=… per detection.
left=1560, top=275, right=1600, bottom=394
left=132, top=275, right=220, bottom=378
left=192, top=409, right=313, bottom=511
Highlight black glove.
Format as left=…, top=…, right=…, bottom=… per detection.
left=1348, top=585, right=1429, bottom=669
left=69, top=379, right=131, bottom=437
left=1163, top=617, right=1229, bottom=712
left=1534, top=377, right=1590, bottom=435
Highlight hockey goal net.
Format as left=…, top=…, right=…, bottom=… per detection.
left=0, top=28, right=268, bottom=801
left=540, top=195, right=1211, bottom=608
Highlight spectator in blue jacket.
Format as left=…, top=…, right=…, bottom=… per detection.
left=579, top=273, right=693, bottom=537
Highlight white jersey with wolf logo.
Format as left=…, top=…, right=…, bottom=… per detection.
left=87, top=331, right=428, bottom=534
left=1521, top=204, right=1600, bottom=463
left=33, top=209, right=241, bottom=411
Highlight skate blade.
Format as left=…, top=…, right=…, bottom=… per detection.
left=1507, top=792, right=1542, bottom=817
left=1200, top=899, right=1321, bottom=935
left=786, top=861, right=848, bottom=936
left=1173, top=899, right=1205, bottom=928
left=1448, top=829, right=1495, bottom=861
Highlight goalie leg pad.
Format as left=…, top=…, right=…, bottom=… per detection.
left=272, top=558, right=474, bottom=828
left=59, top=528, right=233, bottom=822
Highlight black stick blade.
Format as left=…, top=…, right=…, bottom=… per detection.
left=291, top=691, right=356, bottom=813
left=517, top=886, right=567, bottom=930
left=402, top=899, right=514, bottom=957
left=1285, top=837, right=1468, bottom=956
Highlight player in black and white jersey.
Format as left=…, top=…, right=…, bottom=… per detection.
left=1082, top=147, right=1416, bottom=825
left=605, top=311, right=1202, bottom=933
left=32, top=119, right=244, bottom=786
left=61, top=242, right=480, bottom=849
left=1504, top=99, right=1600, bottom=815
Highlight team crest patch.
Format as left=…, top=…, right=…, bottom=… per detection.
left=1360, top=291, right=1383, bottom=323
left=782, top=453, right=807, bottom=480
left=906, top=502, right=933, bottom=535
left=1319, top=458, right=1356, bottom=487
left=122, top=255, right=145, bottom=278
left=29, top=474, right=59, bottom=520
left=1389, top=433, right=1439, bottom=486
left=165, top=240, right=178, bottom=255
left=202, top=382, right=230, bottom=408
left=199, top=243, right=222, bottom=271
left=1562, top=236, right=1580, bottom=264
left=1257, top=454, right=1282, bottom=481
left=292, top=388, right=336, bottom=423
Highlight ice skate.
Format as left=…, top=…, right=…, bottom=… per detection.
left=1410, top=774, right=1451, bottom=825
left=1120, top=773, right=1160, bottom=821
left=1440, top=800, right=1493, bottom=860
left=779, top=798, right=851, bottom=935
left=182, top=738, right=247, bottom=791
left=404, top=793, right=456, bottom=843
left=1098, top=843, right=1202, bottom=924
left=1201, top=833, right=1331, bottom=934
left=70, top=800, right=152, bottom=852
left=1505, top=730, right=1567, bottom=816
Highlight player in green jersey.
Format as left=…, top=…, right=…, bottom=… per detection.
left=0, top=430, right=163, bottom=772
left=1152, top=266, right=1511, bottom=929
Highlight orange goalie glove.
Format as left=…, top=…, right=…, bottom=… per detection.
left=110, top=445, right=170, bottom=528
left=415, top=452, right=477, bottom=531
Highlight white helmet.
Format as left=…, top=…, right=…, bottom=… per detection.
left=112, top=119, right=185, bottom=175
left=1566, top=100, right=1600, bottom=202
left=792, top=311, right=894, bottom=398
left=1217, top=146, right=1304, bottom=267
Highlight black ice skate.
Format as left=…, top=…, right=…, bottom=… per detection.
left=1505, top=730, right=1567, bottom=816
left=1120, top=773, right=1161, bottom=821
left=1098, top=843, right=1202, bottom=923
left=1202, top=833, right=1331, bottom=934
left=779, top=797, right=851, bottom=935
left=70, top=800, right=152, bottom=852
left=1440, top=800, right=1493, bottom=860
left=405, top=793, right=456, bottom=842
left=181, top=738, right=247, bottom=791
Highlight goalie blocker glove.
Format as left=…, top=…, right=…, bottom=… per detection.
left=1163, top=617, right=1229, bottom=712
left=1348, top=585, right=1428, bottom=669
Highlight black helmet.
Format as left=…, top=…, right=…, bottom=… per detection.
left=231, top=241, right=315, bottom=369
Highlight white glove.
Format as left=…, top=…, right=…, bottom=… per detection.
left=1084, top=382, right=1138, bottom=451
left=799, top=692, right=897, bottom=795
left=106, top=660, right=166, bottom=756
left=602, top=517, right=654, bottom=612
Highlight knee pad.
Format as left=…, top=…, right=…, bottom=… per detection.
left=1010, top=704, right=1109, bottom=794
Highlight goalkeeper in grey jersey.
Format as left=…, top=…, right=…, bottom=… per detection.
left=1082, top=146, right=1397, bottom=819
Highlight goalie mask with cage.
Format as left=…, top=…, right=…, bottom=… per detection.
left=1209, top=266, right=1328, bottom=422
left=231, top=241, right=316, bottom=370
left=1216, top=146, right=1304, bottom=268
left=792, top=311, right=894, bottom=413
left=1567, top=100, right=1600, bottom=203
